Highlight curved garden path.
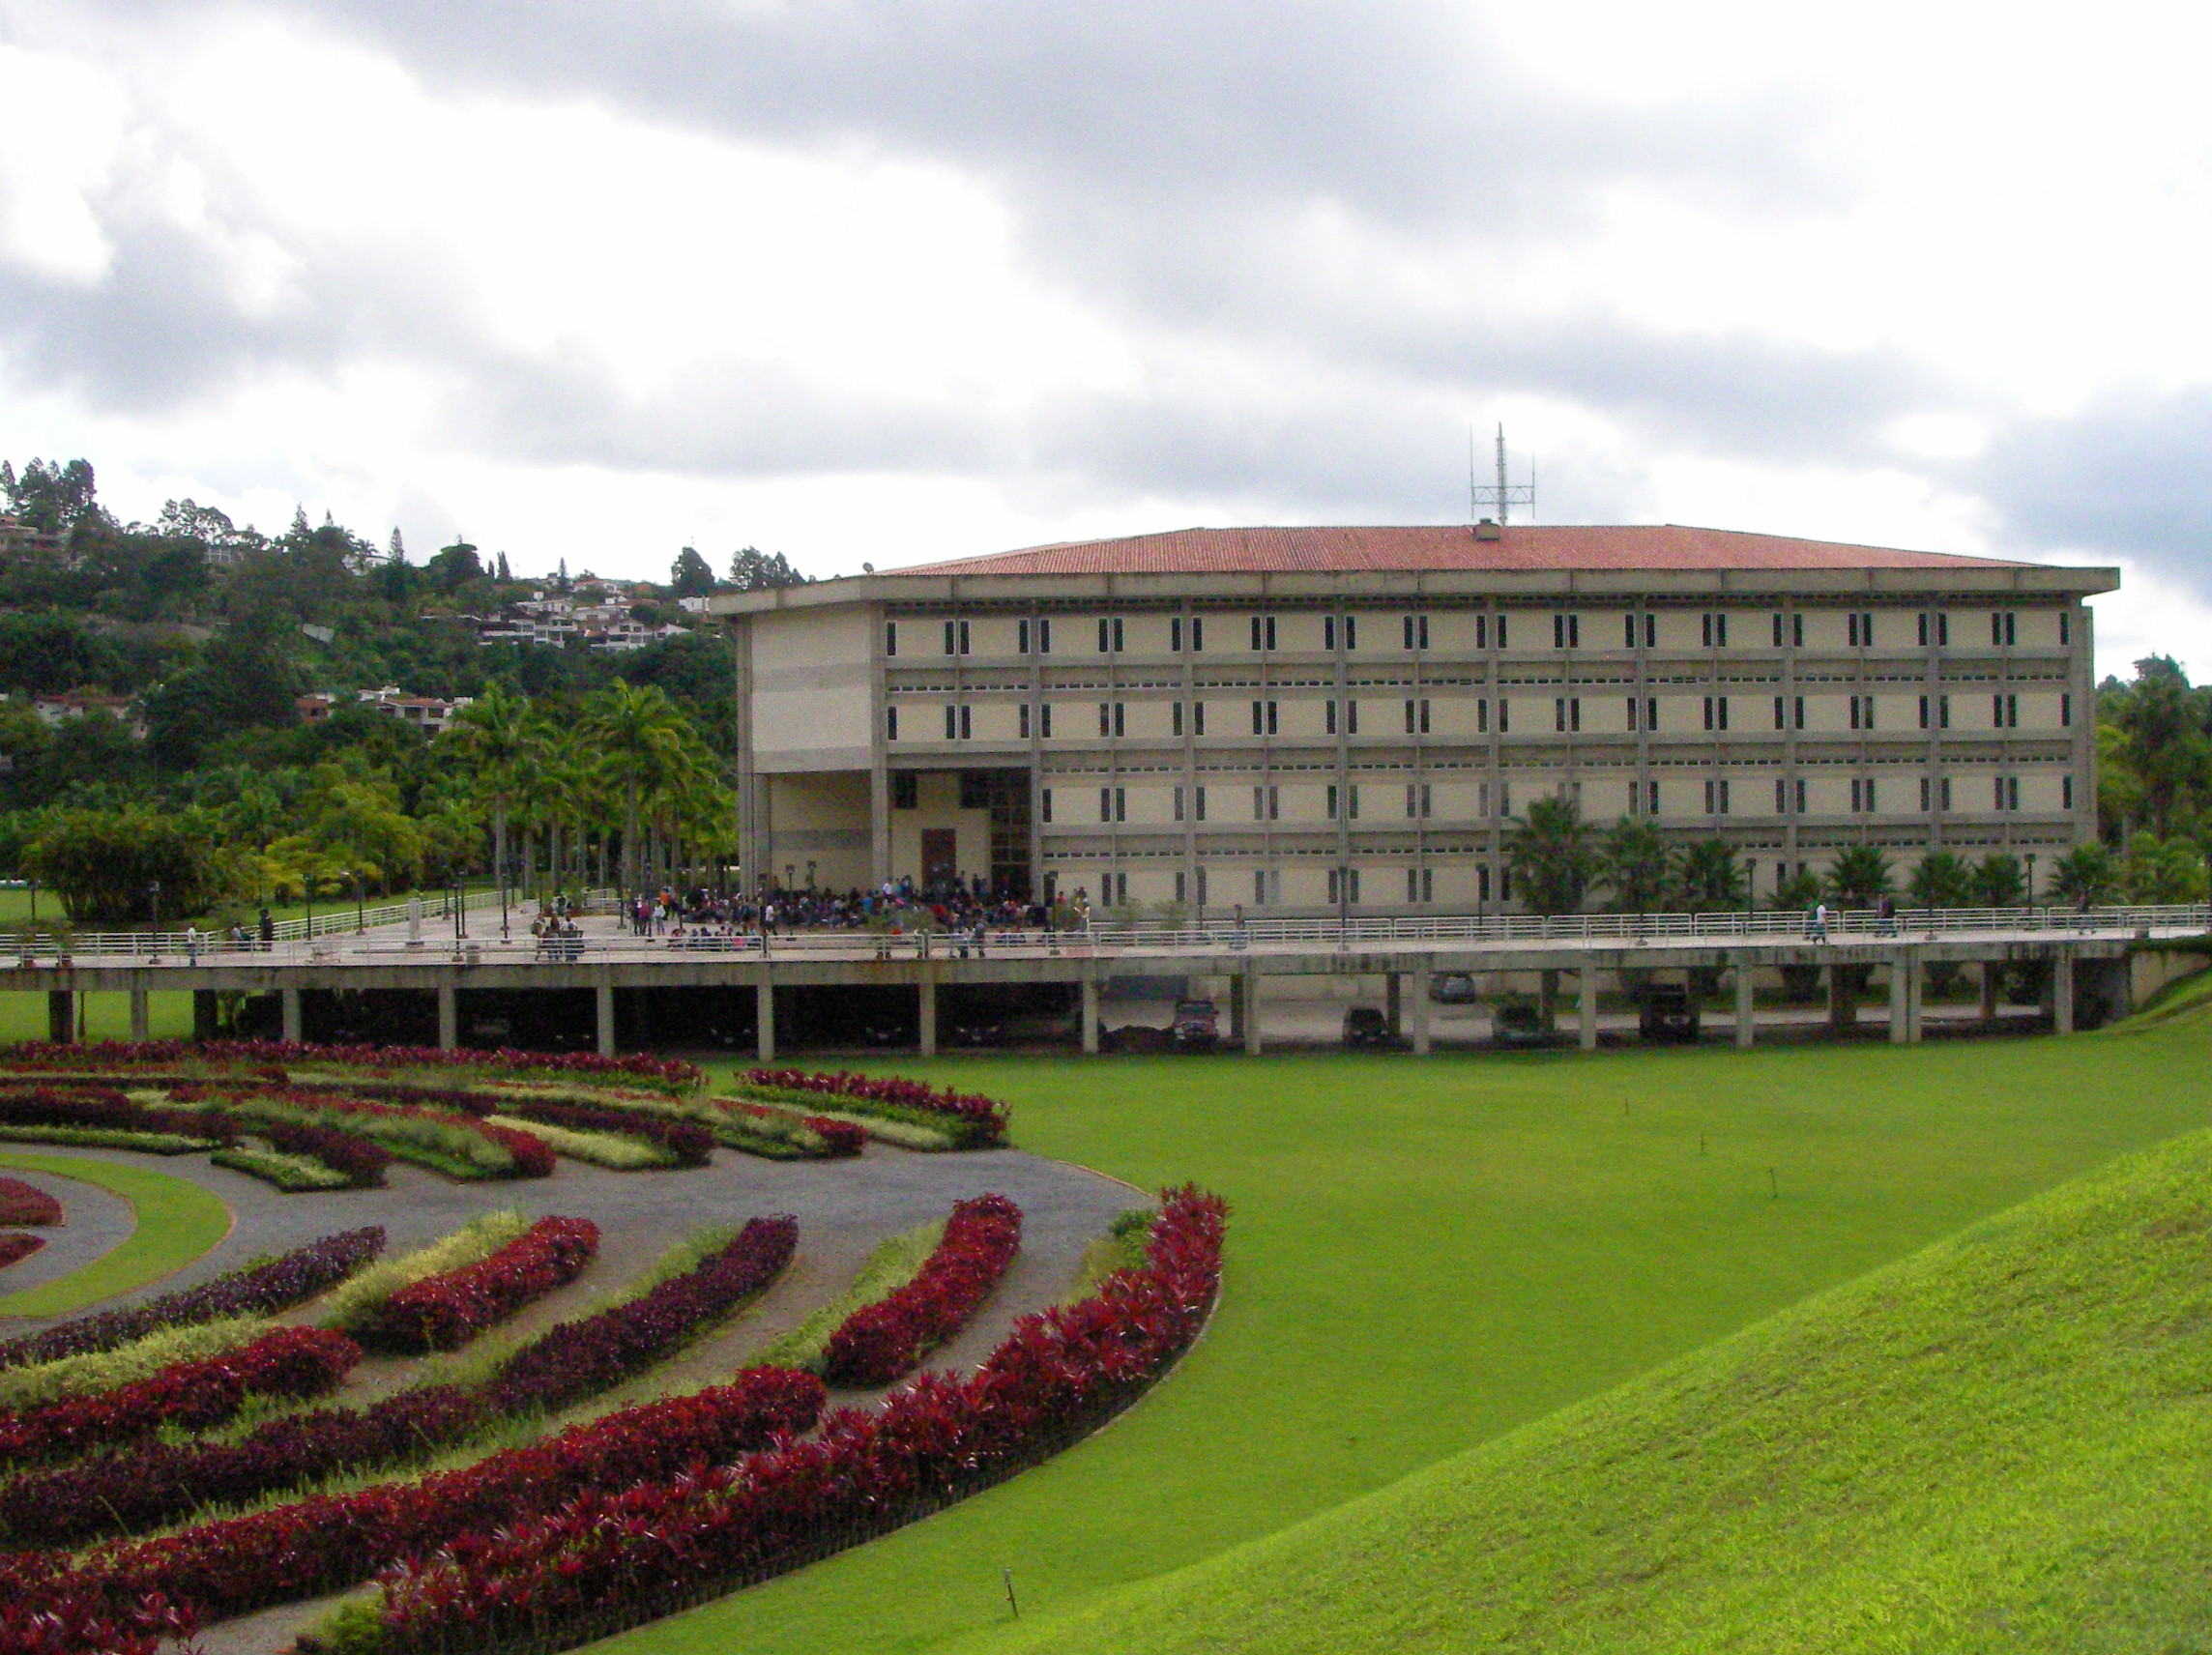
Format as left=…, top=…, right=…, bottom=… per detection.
left=0, top=1140, right=1146, bottom=1655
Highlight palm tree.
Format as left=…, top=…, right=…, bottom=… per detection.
left=1508, top=795, right=1595, bottom=916
left=1907, top=850, right=1974, bottom=909
left=444, top=681, right=539, bottom=891
left=1826, top=844, right=1893, bottom=909
left=1677, top=838, right=1748, bottom=912
left=1972, top=852, right=2025, bottom=908
left=583, top=682, right=691, bottom=893
left=1598, top=817, right=1674, bottom=915
left=2047, top=842, right=2117, bottom=907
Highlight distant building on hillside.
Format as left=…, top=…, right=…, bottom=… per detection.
left=33, top=688, right=148, bottom=740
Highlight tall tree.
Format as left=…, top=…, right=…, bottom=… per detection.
left=1508, top=796, right=1595, bottom=915
left=1597, top=817, right=1673, bottom=914
left=443, top=681, right=538, bottom=891
left=1826, top=844, right=1893, bottom=907
left=1906, top=850, right=1975, bottom=908
left=670, top=546, right=716, bottom=596
left=583, top=680, right=690, bottom=892
left=726, top=547, right=807, bottom=593
left=1677, top=839, right=1748, bottom=911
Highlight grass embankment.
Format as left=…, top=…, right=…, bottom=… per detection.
left=594, top=1026, right=2212, bottom=1655
left=0, top=1153, right=230, bottom=1317
left=999, top=1125, right=2212, bottom=1653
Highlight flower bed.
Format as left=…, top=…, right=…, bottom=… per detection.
left=0, top=1177, right=61, bottom=1227
left=209, top=1145, right=354, bottom=1192
left=483, top=1215, right=797, bottom=1414
left=0, top=1326, right=361, bottom=1470
left=0, top=1370, right=827, bottom=1646
left=347, top=1187, right=1226, bottom=1655
left=0, top=1040, right=703, bottom=1094
left=819, top=1193, right=1022, bottom=1385
left=177, top=1086, right=554, bottom=1182
left=0, top=1087, right=232, bottom=1152
left=0, top=1227, right=384, bottom=1371
left=0, top=1234, right=42, bottom=1271
left=352, top=1218, right=599, bottom=1354
left=739, top=1068, right=1009, bottom=1147
left=710, top=1100, right=865, bottom=1160
left=0, top=1218, right=800, bottom=1547
left=484, top=1102, right=713, bottom=1168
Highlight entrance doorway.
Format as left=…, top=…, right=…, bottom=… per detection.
left=921, top=828, right=959, bottom=887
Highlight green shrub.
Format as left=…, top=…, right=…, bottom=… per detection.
left=211, top=1146, right=352, bottom=1192
left=482, top=1116, right=672, bottom=1171
left=751, top=1219, right=945, bottom=1374
left=0, top=1315, right=266, bottom=1410
left=0, top=1125, right=215, bottom=1154
left=320, top=1212, right=529, bottom=1336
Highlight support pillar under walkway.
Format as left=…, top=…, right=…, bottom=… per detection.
left=436, top=984, right=456, bottom=1051
left=1578, top=967, right=1599, bottom=1051
left=596, top=982, right=616, bottom=1058
left=1733, top=963, right=1756, bottom=1049
left=282, top=987, right=304, bottom=1044
left=1410, top=969, right=1432, bottom=1056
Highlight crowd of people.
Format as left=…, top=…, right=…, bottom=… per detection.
left=597, top=877, right=1084, bottom=946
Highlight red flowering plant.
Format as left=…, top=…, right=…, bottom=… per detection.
left=739, top=1068, right=1009, bottom=1147
left=0, top=1369, right=826, bottom=1643
left=0, top=1227, right=384, bottom=1371
left=352, top=1217, right=599, bottom=1354
left=0, top=1326, right=361, bottom=1471
left=0, top=1234, right=41, bottom=1270
left=0, top=1040, right=704, bottom=1093
left=0, top=1177, right=63, bottom=1226
left=820, top=1194, right=1022, bottom=1386
left=0, top=1218, right=798, bottom=1549
left=352, top=1188, right=1226, bottom=1655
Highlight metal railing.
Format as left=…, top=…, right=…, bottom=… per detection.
left=2, top=903, right=2203, bottom=970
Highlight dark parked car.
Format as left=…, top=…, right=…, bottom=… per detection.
left=1638, top=983, right=1702, bottom=1044
left=1491, top=999, right=1554, bottom=1049
left=1173, top=998, right=1219, bottom=1051
left=1429, top=972, right=1480, bottom=1004
left=1342, top=1006, right=1406, bottom=1050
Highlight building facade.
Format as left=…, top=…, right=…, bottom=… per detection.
left=710, top=525, right=2116, bottom=914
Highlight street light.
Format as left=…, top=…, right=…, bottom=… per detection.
left=2025, top=852, right=2038, bottom=912
left=354, top=871, right=365, bottom=935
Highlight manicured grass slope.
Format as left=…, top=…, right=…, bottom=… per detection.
left=596, top=1026, right=2212, bottom=1655
left=999, top=1124, right=2212, bottom=1654
left=0, top=1152, right=230, bottom=1315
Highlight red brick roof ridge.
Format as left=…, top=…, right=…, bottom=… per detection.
left=890, top=522, right=2040, bottom=577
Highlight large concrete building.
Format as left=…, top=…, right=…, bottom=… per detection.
left=711, top=524, right=2117, bottom=915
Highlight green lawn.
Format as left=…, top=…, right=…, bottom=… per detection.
left=0, top=1151, right=233, bottom=1316
left=997, top=1119, right=2212, bottom=1653
left=594, top=1023, right=2212, bottom=1655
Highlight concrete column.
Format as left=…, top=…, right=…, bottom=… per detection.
left=282, top=987, right=304, bottom=1044
left=1228, top=974, right=1245, bottom=1042
left=1385, top=973, right=1402, bottom=1037
left=1980, top=961, right=1999, bottom=1023
left=596, top=983, right=616, bottom=1057
left=1733, top=960, right=1756, bottom=1049
left=1243, top=970, right=1264, bottom=1056
left=756, top=979, right=775, bottom=1062
left=1906, top=951, right=1925, bottom=1043
left=1827, top=966, right=1852, bottom=1032
left=1410, top=969, right=1432, bottom=1055
left=436, top=984, right=457, bottom=1051
left=1080, top=970, right=1099, bottom=1055
left=1888, top=955, right=1909, bottom=1044
left=917, top=971, right=938, bottom=1057
left=1578, top=968, right=1598, bottom=1051
left=192, top=989, right=219, bottom=1043
left=2054, top=950, right=2075, bottom=1035
left=130, top=986, right=149, bottom=1042
left=44, top=991, right=73, bottom=1044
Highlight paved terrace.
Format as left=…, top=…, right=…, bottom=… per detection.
left=0, top=903, right=2202, bottom=1058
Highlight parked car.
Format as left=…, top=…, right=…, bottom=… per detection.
left=1342, top=1006, right=1407, bottom=1050
left=1638, top=982, right=1702, bottom=1044
left=1172, top=999, right=1220, bottom=1051
left=1491, top=999, right=1554, bottom=1049
left=946, top=1019, right=1007, bottom=1048
left=1429, top=972, right=1480, bottom=1004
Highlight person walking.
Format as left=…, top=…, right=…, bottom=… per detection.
left=1812, top=900, right=1831, bottom=943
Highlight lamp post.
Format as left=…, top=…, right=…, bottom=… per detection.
left=2025, top=852, right=2038, bottom=913
left=303, top=875, right=313, bottom=940
left=354, top=871, right=365, bottom=935
left=148, top=880, right=160, bottom=960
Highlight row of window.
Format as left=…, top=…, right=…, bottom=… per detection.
left=1071, top=866, right=1506, bottom=909
left=896, top=691, right=2071, bottom=741
left=1044, top=772, right=2066, bottom=825
left=896, top=608, right=2066, bottom=658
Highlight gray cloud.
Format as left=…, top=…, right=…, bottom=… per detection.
left=1969, top=387, right=2212, bottom=588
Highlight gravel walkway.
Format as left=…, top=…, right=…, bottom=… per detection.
left=0, top=1163, right=138, bottom=1302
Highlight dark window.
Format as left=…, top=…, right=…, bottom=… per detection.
left=1040, top=703, right=1053, bottom=739
left=885, top=622, right=898, bottom=657
left=1193, top=701, right=1206, bottom=736
left=886, top=706, right=899, bottom=741
left=1040, top=787, right=1052, bottom=823
left=892, top=771, right=917, bottom=808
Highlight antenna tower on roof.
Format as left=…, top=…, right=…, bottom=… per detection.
left=1470, top=422, right=1535, bottom=527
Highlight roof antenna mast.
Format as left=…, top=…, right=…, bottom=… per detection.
left=1470, top=422, right=1535, bottom=527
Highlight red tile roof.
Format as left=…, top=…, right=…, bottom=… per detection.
left=897, top=524, right=2032, bottom=577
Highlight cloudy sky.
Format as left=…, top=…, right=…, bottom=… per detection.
left=1, top=0, right=2207, bottom=674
